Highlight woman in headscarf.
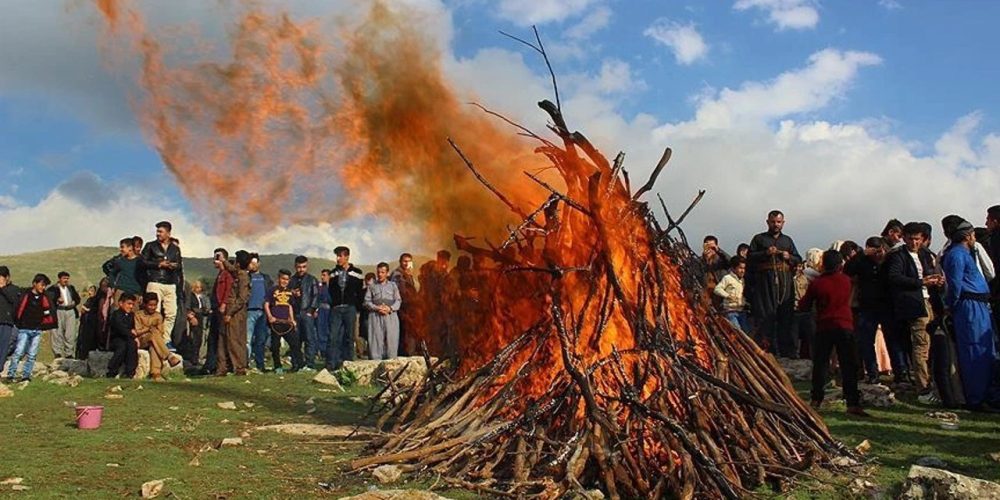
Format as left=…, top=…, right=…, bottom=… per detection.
left=76, top=278, right=113, bottom=358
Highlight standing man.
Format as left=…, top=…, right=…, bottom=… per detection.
left=390, top=253, right=417, bottom=356
left=845, top=237, right=892, bottom=384
left=48, top=271, right=81, bottom=359
left=941, top=217, right=999, bottom=412
left=290, top=256, right=320, bottom=371
left=747, top=210, right=802, bottom=357
left=702, top=236, right=731, bottom=306
left=140, top=221, right=182, bottom=342
left=246, top=254, right=273, bottom=372
left=217, top=250, right=251, bottom=376
left=183, top=280, right=210, bottom=368
left=326, top=247, right=364, bottom=371
left=202, top=248, right=232, bottom=375
left=316, top=269, right=332, bottom=361
left=882, top=219, right=905, bottom=250
left=886, top=222, right=944, bottom=393
left=0, top=267, right=20, bottom=372
left=984, top=205, right=1000, bottom=341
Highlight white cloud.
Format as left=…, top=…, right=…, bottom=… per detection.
left=733, top=0, right=820, bottom=31
left=495, top=0, right=600, bottom=26
left=665, top=49, right=881, bottom=131
left=593, top=59, right=646, bottom=94
left=643, top=19, right=709, bottom=65
left=564, top=5, right=611, bottom=40
left=878, top=0, right=902, bottom=11
left=0, top=180, right=412, bottom=261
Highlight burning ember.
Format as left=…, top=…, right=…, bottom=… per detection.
left=91, top=2, right=850, bottom=497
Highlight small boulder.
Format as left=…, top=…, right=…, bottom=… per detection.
left=87, top=350, right=114, bottom=377
left=372, top=465, right=402, bottom=484
left=312, top=369, right=345, bottom=391
left=43, top=370, right=69, bottom=382
left=915, top=456, right=948, bottom=469
left=901, top=465, right=1000, bottom=499
left=217, top=401, right=237, bottom=410
left=342, top=360, right=378, bottom=386
left=53, top=358, right=89, bottom=377
left=140, top=479, right=165, bottom=498
left=0, top=384, right=12, bottom=398
left=218, top=437, right=243, bottom=448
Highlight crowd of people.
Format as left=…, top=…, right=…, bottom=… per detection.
left=704, top=208, right=1000, bottom=414
left=0, top=221, right=477, bottom=382
left=2, top=210, right=998, bottom=416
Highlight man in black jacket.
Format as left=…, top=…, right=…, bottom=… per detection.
left=845, top=237, right=891, bottom=383
left=290, top=255, right=320, bottom=371
left=0, top=266, right=21, bottom=372
left=885, top=222, right=944, bottom=393
left=326, top=247, right=364, bottom=371
left=140, top=221, right=183, bottom=342
left=48, top=271, right=81, bottom=358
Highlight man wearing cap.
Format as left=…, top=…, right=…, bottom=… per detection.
left=47, top=271, right=81, bottom=358
left=941, top=216, right=999, bottom=412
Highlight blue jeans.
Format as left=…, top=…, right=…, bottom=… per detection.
left=7, top=329, right=42, bottom=379
left=247, top=309, right=268, bottom=370
left=725, top=311, right=750, bottom=334
left=0, top=324, right=16, bottom=372
left=298, top=312, right=318, bottom=367
left=317, top=307, right=331, bottom=357
left=326, top=306, right=357, bottom=370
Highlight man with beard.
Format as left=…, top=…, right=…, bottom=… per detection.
left=217, top=250, right=251, bottom=376
left=941, top=216, right=1000, bottom=412
left=290, top=255, right=320, bottom=371
left=48, top=271, right=81, bottom=359
left=747, top=210, right=802, bottom=357
left=389, top=253, right=417, bottom=356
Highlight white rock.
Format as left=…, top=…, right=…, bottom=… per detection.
left=776, top=357, right=812, bottom=382
left=901, top=465, right=1000, bottom=499
left=312, top=369, right=345, bottom=391
left=218, top=437, right=243, bottom=447
left=0, top=384, right=12, bottom=398
left=372, top=465, right=403, bottom=484
left=217, top=401, right=237, bottom=410
left=140, top=479, right=165, bottom=498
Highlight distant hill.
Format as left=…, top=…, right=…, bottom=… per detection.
left=0, top=246, right=397, bottom=289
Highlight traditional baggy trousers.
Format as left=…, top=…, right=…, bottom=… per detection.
left=953, top=299, right=997, bottom=406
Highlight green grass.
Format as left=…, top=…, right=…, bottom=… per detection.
left=2, top=350, right=998, bottom=498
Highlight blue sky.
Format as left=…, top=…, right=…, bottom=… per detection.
left=1, top=0, right=998, bottom=257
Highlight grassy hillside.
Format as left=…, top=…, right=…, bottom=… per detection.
left=0, top=247, right=387, bottom=289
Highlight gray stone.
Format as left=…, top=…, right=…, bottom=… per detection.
left=342, top=357, right=436, bottom=388
left=776, top=357, right=812, bottom=382
left=87, top=350, right=114, bottom=377
left=53, top=358, right=89, bottom=377
left=372, top=465, right=402, bottom=484
left=915, top=456, right=949, bottom=469
left=342, top=360, right=379, bottom=386
left=901, top=465, right=1000, bottom=499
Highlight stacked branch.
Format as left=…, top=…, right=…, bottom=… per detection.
left=351, top=100, right=852, bottom=498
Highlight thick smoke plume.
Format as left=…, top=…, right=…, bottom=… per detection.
left=93, top=0, right=550, bottom=248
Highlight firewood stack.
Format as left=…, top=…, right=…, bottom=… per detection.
left=351, top=100, right=852, bottom=499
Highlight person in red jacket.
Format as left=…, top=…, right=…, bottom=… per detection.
left=798, top=250, right=870, bottom=417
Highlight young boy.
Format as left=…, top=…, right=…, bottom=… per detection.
left=265, top=269, right=299, bottom=374
left=713, top=256, right=749, bottom=333
left=798, top=250, right=870, bottom=417
left=107, top=293, right=139, bottom=378
left=5, top=274, right=56, bottom=382
left=134, top=293, right=182, bottom=381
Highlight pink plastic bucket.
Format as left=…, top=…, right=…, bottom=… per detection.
left=75, top=405, right=104, bottom=430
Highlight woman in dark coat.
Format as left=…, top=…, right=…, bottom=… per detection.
left=76, top=278, right=114, bottom=358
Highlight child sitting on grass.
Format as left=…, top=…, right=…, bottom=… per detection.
left=4, top=274, right=56, bottom=382
left=798, top=250, right=870, bottom=417
left=134, top=293, right=182, bottom=381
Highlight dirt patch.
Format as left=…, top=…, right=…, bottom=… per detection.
left=255, top=424, right=376, bottom=438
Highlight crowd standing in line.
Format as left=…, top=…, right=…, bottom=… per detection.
left=706, top=207, right=1000, bottom=414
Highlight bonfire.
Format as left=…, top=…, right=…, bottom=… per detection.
left=349, top=88, right=852, bottom=498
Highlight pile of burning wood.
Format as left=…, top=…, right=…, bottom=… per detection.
left=350, top=99, right=853, bottom=499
